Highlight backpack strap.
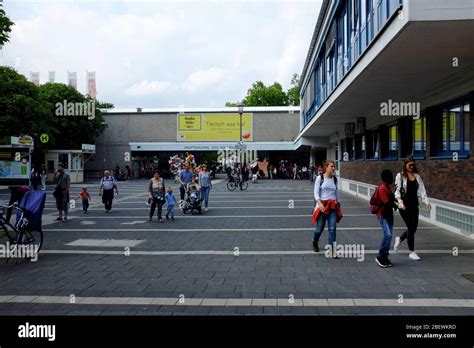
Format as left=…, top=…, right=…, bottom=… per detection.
left=320, top=174, right=337, bottom=188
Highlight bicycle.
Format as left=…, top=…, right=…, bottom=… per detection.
left=227, top=175, right=248, bottom=191
left=0, top=204, right=44, bottom=256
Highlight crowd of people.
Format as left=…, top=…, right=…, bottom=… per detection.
left=311, top=156, right=431, bottom=268
left=12, top=152, right=432, bottom=270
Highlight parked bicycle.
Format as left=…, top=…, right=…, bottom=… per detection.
left=0, top=190, right=46, bottom=258
left=0, top=204, right=43, bottom=254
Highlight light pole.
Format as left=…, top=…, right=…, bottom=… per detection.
left=237, top=103, right=244, bottom=164
left=237, top=103, right=244, bottom=143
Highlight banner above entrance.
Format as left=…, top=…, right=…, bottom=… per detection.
left=177, top=113, right=253, bottom=141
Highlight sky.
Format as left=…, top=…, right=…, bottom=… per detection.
left=0, top=0, right=321, bottom=108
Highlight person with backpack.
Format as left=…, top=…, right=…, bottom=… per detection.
left=99, top=170, right=118, bottom=213
left=393, top=157, right=431, bottom=261
left=371, top=170, right=398, bottom=268
left=311, top=160, right=342, bottom=258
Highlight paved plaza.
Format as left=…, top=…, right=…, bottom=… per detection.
left=0, top=177, right=473, bottom=315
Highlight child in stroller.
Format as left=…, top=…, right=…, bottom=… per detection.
left=181, top=182, right=202, bottom=214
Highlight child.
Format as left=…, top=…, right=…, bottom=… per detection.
left=165, top=187, right=177, bottom=220
left=75, top=186, right=91, bottom=214
left=374, top=170, right=398, bottom=268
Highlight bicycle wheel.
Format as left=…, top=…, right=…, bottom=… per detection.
left=241, top=181, right=249, bottom=190
left=0, top=224, right=13, bottom=245
left=17, top=229, right=43, bottom=253
left=227, top=181, right=236, bottom=191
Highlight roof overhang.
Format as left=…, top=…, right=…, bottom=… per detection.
left=297, top=19, right=474, bottom=140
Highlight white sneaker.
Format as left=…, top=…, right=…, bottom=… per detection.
left=409, top=252, right=421, bottom=261
left=204, top=208, right=208, bottom=212
left=394, top=237, right=401, bottom=252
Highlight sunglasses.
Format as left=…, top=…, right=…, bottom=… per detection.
left=407, top=164, right=415, bottom=167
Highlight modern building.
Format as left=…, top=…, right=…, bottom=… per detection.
left=86, top=106, right=307, bottom=178
left=297, top=0, right=474, bottom=237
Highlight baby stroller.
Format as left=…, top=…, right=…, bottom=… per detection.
left=182, top=182, right=202, bottom=214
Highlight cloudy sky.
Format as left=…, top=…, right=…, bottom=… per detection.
left=1, top=0, right=321, bottom=108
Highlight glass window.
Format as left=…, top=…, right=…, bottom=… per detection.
left=71, top=154, right=83, bottom=170
left=442, top=110, right=448, bottom=151
left=449, top=105, right=462, bottom=151
left=464, top=102, right=470, bottom=151
left=366, top=130, right=378, bottom=159
left=413, top=116, right=426, bottom=154
left=389, top=124, right=398, bottom=158
left=58, top=153, right=69, bottom=169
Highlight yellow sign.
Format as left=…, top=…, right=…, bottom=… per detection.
left=177, top=113, right=253, bottom=141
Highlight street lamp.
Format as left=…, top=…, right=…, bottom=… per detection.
left=237, top=103, right=244, bottom=143
left=237, top=103, right=244, bottom=165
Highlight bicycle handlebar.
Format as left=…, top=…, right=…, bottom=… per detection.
left=0, top=204, right=25, bottom=212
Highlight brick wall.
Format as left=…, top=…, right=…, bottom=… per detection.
left=340, top=158, right=474, bottom=207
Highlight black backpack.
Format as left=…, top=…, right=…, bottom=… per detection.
left=319, top=173, right=337, bottom=187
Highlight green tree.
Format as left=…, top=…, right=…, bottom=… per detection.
left=0, top=67, right=54, bottom=145
left=287, top=73, right=300, bottom=106
left=38, top=83, right=107, bottom=149
left=242, top=81, right=288, bottom=106
left=0, top=3, right=14, bottom=46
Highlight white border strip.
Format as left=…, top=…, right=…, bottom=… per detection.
left=0, top=295, right=473, bottom=308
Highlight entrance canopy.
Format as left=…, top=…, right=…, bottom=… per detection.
left=129, top=142, right=296, bottom=152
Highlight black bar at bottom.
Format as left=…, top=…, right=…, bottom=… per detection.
left=0, top=315, right=473, bottom=346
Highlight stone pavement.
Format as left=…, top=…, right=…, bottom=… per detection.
left=0, top=177, right=473, bottom=315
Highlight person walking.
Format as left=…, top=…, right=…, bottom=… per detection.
left=99, top=170, right=118, bottom=213
left=125, top=165, right=132, bottom=181
left=310, top=163, right=315, bottom=183
left=165, top=187, right=177, bottom=220
left=199, top=164, right=211, bottom=211
left=40, top=164, right=47, bottom=191
left=179, top=163, right=195, bottom=203
left=311, top=160, right=340, bottom=258
left=393, top=157, right=431, bottom=261
left=75, top=186, right=91, bottom=214
left=148, top=169, right=166, bottom=222
left=374, top=170, right=398, bottom=268
left=53, top=163, right=70, bottom=221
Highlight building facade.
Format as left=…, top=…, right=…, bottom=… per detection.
left=86, top=106, right=309, bottom=178
left=298, top=0, right=474, bottom=237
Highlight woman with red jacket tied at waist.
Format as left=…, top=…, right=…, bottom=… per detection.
left=312, top=160, right=340, bottom=258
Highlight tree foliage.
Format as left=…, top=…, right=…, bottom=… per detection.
left=0, top=3, right=14, bottom=46
left=226, top=73, right=300, bottom=107
left=0, top=67, right=108, bottom=150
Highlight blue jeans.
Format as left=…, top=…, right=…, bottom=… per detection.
left=166, top=204, right=175, bottom=217
left=378, top=217, right=393, bottom=259
left=200, top=186, right=210, bottom=208
left=313, top=209, right=337, bottom=246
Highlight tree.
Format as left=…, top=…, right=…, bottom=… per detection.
left=242, top=81, right=288, bottom=106
left=38, top=83, right=107, bottom=149
left=225, top=73, right=300, bottom=107
left=287, top=73, right=300, bottom=106
left=0, top=67, right=54, bottom=146
left=0, top=3, right=14, bottom=46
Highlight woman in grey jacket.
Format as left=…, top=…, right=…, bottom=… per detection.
left=394, top=157, right=431, bottom=261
